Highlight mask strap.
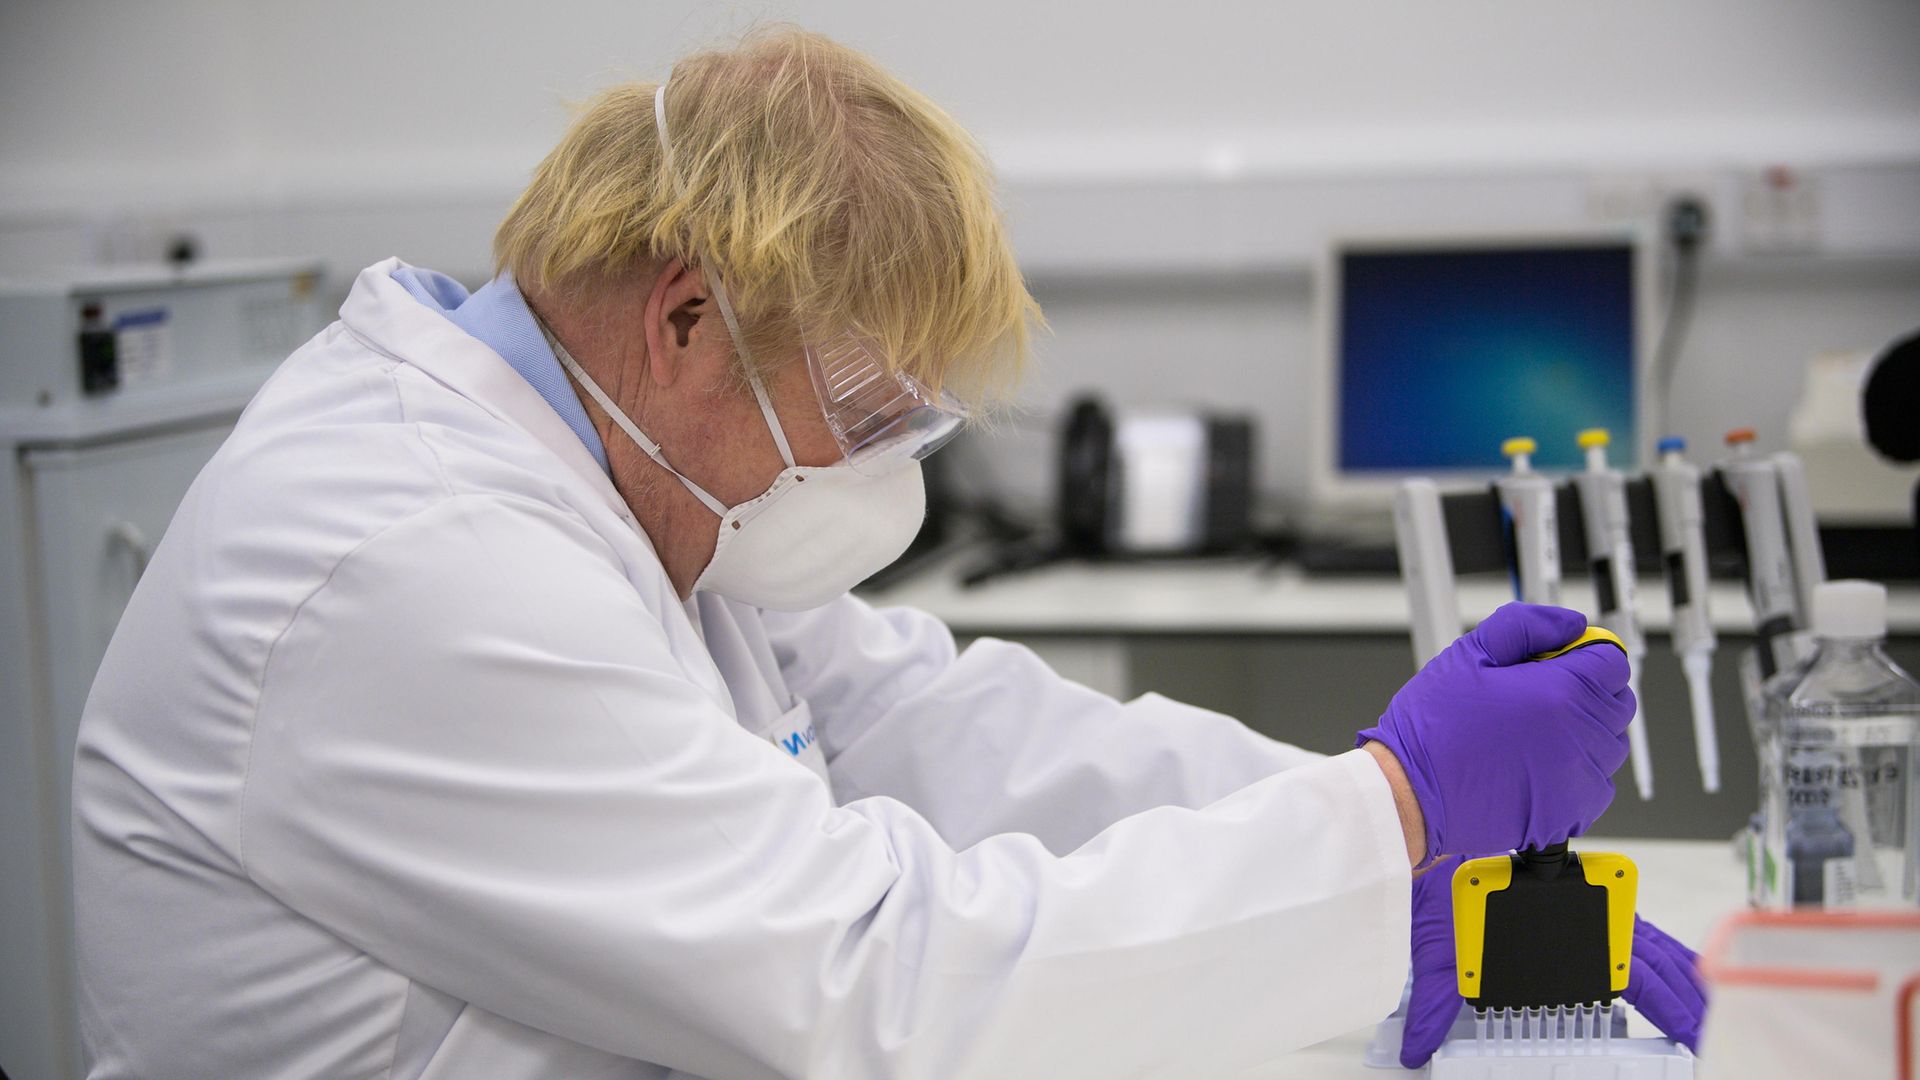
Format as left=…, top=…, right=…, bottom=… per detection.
left=545, top=327, right=733, bottom=519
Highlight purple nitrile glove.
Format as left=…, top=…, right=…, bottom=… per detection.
left=1622, top=915, right=1708, bottom=1051
left=1357, top=603, right=1634, bottom=859
left=1399, top=878, right=1708, bottom=1068
left=1400, top=854, right=1466, bottom=1069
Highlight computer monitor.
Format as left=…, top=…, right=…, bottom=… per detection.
left=1311, top=230, right=1652, bottom=518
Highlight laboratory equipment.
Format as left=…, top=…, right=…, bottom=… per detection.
left=1367, top=998, right=1696, bottom=1079
left=1789, top=345, right=1920, bottom=527
left=1309, top=230, right=1651, bottom=525
left=1394, top=478, right=1463, bottom=666
left=1787, top=334, right=1920, bottom=582
left=1496, top=437, right=1562, bottom=605
left=1773, top=451, right=1827, bottom=622
left=1452, top=842, right=1638, bottom=1055
left=1393, top=441, right=1827, bottom=801
left=1649, top=437, right=1722, bottom=793
left=1756, top=580, right=1920, bottom=910
left=1720, top=428, right=1804, bottom=678
left=1367, top=834, right=1696, bottom=1076
left=1366, top=627, right=1696, bottom=1075
left=1574, top=428, right=1653, bottom=800
left=1056, top=396, right=1256, bottom=557
left=959, top=396, right=1257, bottom=588
left=0, top=259, right=323, bottom=1080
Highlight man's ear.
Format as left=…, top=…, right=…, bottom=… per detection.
left=642, top=259, right=716, bottom=389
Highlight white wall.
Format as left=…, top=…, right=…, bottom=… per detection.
left=4, top=0, right=1918, bottom=514
left=6, top=0, right=1919, bottom=205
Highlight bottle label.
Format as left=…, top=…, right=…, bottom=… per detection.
left=1782, top=757, right=1903, bottom=808
left=1785, top=716, right=1920, bottom=748
left=1823, top=859, right=1858, bottom=909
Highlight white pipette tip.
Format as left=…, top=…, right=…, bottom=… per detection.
left=1626, top=669, right=1653, bottom=800
left=1684, top=650, right=1720, bottom=793
left=1627, top=717, right=1654, bottom=800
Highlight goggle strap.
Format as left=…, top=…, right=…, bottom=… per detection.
left=663, top=71, right=940, bottom=474
left=549, top=334, right=732, bottom=519
left=653, top=83, right=676, bottom=190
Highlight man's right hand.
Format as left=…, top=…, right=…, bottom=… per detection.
left=1357, top=603, right=1634, bottom=859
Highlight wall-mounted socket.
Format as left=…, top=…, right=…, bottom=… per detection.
left=1586, top=171, right=1718, bottom=233
left=1740, top=165, right=1820, bottom=254
left=93, top=214, right=186, bottom=265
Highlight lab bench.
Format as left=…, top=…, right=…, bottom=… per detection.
left=861, top=552, right=1920, bottom=842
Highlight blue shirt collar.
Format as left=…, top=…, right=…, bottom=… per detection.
left=389, top=265, right=610, bottom=473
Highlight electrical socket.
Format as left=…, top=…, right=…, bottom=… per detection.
left=93, top=214, right=178, bottom=265
left=1740, top=165, right=1820, bottom=254
left=1586, top=171, right=1718, bottom=232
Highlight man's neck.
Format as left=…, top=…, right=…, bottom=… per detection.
left=529, top=293, right=717, bottom=599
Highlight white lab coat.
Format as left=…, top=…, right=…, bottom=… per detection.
left=69, top=258, right=1410, bottom=1080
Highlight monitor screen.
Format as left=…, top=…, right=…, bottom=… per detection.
left=1335, top=241, right=1638, bottom=475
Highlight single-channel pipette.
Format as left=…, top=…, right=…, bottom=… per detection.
left=1650, top=437, right=1720, bottom=793
left=1496, top=437, right=1561, bottom=606
left=1721, top=429, right=1800, bottom=677
left=1394, top=478, right=1463, bottom=669
left=1772, top=451, right=1827, bottom=628
left=1573, top=429, right=1652, bottom=800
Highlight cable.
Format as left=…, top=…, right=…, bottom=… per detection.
left=1650, top=195, right=1709, bottom=443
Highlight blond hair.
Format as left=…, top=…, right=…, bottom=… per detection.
left=495, top=25, right=1039, bottom=402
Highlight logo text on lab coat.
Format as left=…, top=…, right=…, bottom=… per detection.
left=779, top=724, right=818, bottom=757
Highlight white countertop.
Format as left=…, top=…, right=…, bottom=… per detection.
left=864, top=549, right=1920, bottom=637
left=1242, top=836, right=1741, bottom=1079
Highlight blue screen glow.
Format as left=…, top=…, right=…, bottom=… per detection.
left=1337, top=244, right=1637, bottom=473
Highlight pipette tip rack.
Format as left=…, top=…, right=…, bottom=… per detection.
left=1365, top=996, right=1696, bottom=1077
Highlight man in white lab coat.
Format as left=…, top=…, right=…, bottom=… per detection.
left=70, top=27, right=1696, bottom=1080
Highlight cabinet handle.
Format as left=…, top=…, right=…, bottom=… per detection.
left=107, top=521, right=151, bottom=584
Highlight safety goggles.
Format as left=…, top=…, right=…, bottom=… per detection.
left=705, top=270, right=968, bottom=476
left=655, top=78, right=967, bottom=476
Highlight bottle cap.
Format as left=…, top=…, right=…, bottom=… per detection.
left=1501, top=436, right=1536, bottom=458
left=1577, top=428, right=1611, bottom=449
left=1724, top=427, right=1756, bottom=446
left=1657, top=436, right=1686, bottom=454
left=1813, top=580, right=1888, bottom=640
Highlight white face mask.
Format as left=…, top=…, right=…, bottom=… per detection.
left=547, top=331, right=926, bottom=611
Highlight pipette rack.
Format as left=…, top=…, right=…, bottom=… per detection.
left=1393, top=451, right=1822, bottom=670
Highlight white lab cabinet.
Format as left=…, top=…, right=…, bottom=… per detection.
left=0, top=260, right=322, bottom=1080
left=26, top=428, right=233, bottom=823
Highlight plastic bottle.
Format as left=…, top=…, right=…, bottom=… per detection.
left=1758, top=580, right=1920, bottom=909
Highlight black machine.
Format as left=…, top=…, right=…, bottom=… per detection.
left=1057, top=396, right=1256, bottom=558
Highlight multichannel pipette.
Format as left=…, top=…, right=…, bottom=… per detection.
left=1453, top=840, right=1639, bottom=1059
left=1649, top=437, right=1720, bottom=793
left=1496, top=437, right=1561, bottom=606
left=1438, top=631, right=1674, bottom=1070
left=1720, top=429, right=1800, bottom=677
left=1572, top=429, right=1652, bottom=801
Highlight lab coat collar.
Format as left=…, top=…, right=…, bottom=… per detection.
left=338, top=259, right=740, bottom=718
left=339, top=258, right=635, bottom=527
